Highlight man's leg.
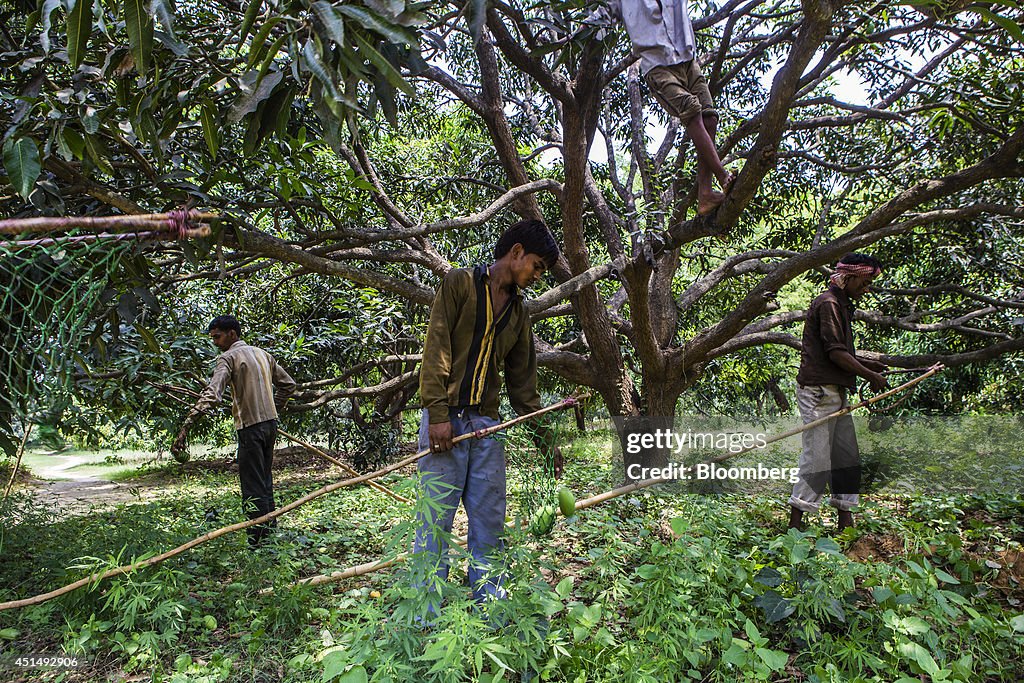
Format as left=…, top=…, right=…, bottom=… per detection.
left=237, top=421, right=275, bottom=547
left=261, top=420, right=278, bottom=536
left=647, top=63, right=727, bottom=212
left=830, top=405, right=861, bottom=530
left=789, top=385, right=842, bottom=528
left=461, top=412, right=507, bottom=601
left=684, top=113, right=731, bottom=214
left=414, top=410, right=469, bottom=582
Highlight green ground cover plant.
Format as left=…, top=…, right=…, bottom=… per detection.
left=0, top=423, right=1021, bottom=682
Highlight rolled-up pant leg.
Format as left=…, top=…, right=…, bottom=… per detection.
left=789, top=385, right=860, bottom=512
left=237, top=419, right=277, bottom=546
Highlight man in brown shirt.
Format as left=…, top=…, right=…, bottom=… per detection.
left=789, top=254, right=887, bottom=531
left=173, top=315, right=296, bottom=547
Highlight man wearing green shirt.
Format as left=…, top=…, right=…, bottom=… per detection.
left=416, top=219, right=562, bottom=601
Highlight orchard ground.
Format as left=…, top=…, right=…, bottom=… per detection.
left=0, top=416, right=1022, bottom=682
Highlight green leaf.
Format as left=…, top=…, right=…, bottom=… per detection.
left=814, top=537, right=842, bottom=556
left=352, top=31, right=414, bottom=96
left=229, top=69, right=284, bottom=124
left=3, top=137, right=41, bottom=200
left=336, top=4, right=416, bottom=44
left=245, top=16, right=283, bottom=69
left=755, top=647, right=789, bottom=671
left=84, top=133, right=114, bottom=175
left=134, top=323, right=161, bottom=353
left=238, top=0, right=262, bottom=46
left=201, top=101, right=219, bottom=158
left=753, top=590, right=795, bottom=623
left=321, top=650, right=349, bottom=682
left=0, top=628, right=19, bottom=639
left=753, top=567, right=782, bottom=587
left=40, top=0, right=62, bottom=52
left=67, top=0, right=92, bottom=68
left=555, top=576, right=573, bottom=599
left=302, top=39, right=343, bottom=102
left=872, top=586, right=894, bottom=604
left=934, top=568, right=960, bottom=585
left=149, top=0, right=176, bottom=39
left=123, top=0, right=154, bottom=74
left=897, top=641, right=940, bottom=676
left=1011, top=614, right=1024, bottom=632
left=337, top=665, right=368, bottom=683
left=312, top=1, right=345, bottom=47
left=901, top=616, right=931, bottom=635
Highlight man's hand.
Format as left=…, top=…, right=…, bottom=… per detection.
left=551, top=446, right=564, bottom=479
left=860, top=358, right=888, bottom=373
left=171, top=427, right=189, bottom=455
left=427, top=421, right=453, bottom=453
left=866, top=372, right=888, bottom=393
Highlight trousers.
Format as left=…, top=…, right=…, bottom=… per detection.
left=789, top=385, right=860, bottom=512
left=414, top=408, right=506, bottom=601
left=237, top=419, right=278, bottom=546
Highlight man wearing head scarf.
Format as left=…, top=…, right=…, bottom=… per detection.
left=789, top=253, right=888, bottom=531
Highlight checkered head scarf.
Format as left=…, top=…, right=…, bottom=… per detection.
left=830, top=261, right=881, bottom=290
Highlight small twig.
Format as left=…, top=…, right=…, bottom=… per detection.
left=2, top=424, right=33, bottom=501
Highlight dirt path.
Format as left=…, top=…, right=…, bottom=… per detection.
left=25, top=455, right=161, bottom=513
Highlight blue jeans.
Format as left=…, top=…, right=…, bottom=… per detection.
left=414, top=408, right=506, bottom=601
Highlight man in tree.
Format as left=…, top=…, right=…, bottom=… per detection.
left=416, top=219, right=562, bottom=601
left=789, top=254, right=888, bottom=532
left=604, top=0, right=735, bottom=215
left=172, top=315, right=296, bottom=547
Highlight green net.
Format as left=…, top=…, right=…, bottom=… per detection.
left=500, top=416, right=565, bottom=522
left=0, top=232, right=131, bottom=455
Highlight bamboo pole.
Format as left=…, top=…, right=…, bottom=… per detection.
left=0, top=212, right=218, bottom=235
left=278, top=429, right=411, bottom=504
left=2, top=424, right=33, bottom=501
left=0, top=397, right=582, bottom=611
left=279, top=366, right=944, bottom=591
left=149, top=382, right=410, bottom=503
left=3, top=226, right=211, bottom=248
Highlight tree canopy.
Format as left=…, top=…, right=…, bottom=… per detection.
left=1, top=0, right=1023, bottom=450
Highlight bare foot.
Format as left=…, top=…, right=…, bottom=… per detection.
left=721, top=172, right=736, bottom=195
left=697, top=190, right=726, bottom=216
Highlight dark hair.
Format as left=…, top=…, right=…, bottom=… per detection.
left=207, top=315, right=241, bottom=335
left=838, top=252, right=882, bottom=270
left=494, top=219, right=559, bottom=267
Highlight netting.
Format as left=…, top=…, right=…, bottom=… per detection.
left=0, top=234, right=130, bottom=454
left=0, top=212, right=213, bottom=456
left=501, top=416, right=566, bottom=521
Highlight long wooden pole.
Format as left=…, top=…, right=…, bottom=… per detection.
left=3, top=226, right=211, bottom=248
left=0, top=397, right=582, bottom=611
left=282, top=366, right=944, bottom=591
left=277, top=429, right=411, bottom=504
left=0, top=212, right=218, bottom=235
